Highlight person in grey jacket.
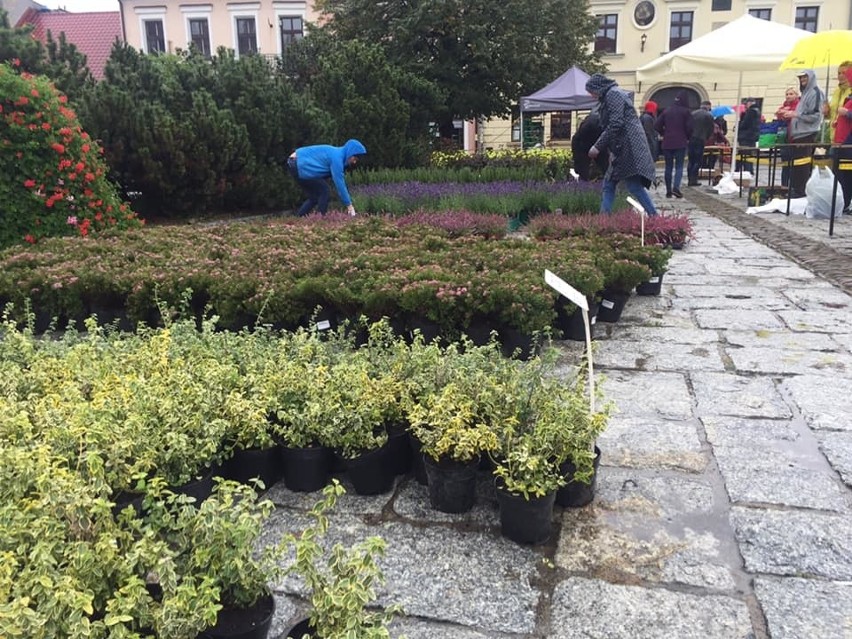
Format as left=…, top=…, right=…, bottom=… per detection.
left=585, top=73, right=658, bottom=215
left=784, top=70, right=824, bottom=198
left=688, top=101, right=714, bottom=186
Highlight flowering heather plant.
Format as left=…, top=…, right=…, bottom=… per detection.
left=0, top=63, right=142, bottom=249
left=395, top=210, right=508, bottom=238
left=528, top=210, right=694, bottom=246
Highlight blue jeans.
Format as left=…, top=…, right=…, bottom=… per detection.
left=288, top=158, right=330, bottom=216
left=601, top=175, right=658, bottom=216
left=663, top=148, right=686, bottom=192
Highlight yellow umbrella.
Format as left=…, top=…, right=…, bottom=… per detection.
left=779, top=30, right=852, bottom=70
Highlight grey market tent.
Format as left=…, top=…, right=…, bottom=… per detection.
left=520, top=66, right=597, bottom=113
left=519, top=66, right=597, bottom=149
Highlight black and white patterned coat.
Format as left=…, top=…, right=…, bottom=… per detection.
left=587, top=75, right=657, bottom=187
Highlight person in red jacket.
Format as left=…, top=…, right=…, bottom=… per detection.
left=775, top=86, right=800, bottom=187
left=833, top=67, right=852, bottom=211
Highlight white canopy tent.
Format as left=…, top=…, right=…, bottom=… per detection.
left=636, top=14, right=815, bottom=166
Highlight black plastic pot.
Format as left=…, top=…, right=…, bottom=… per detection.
left=556, top=446, right=601, bottom=508
left=596, top=290, right=630, bottom=323
left=408, top=434, right=429, bottom=485
left=280, top=444, right=331, bottom=493
left=499, top=326, right=539, bottom=360
left=222, top=445, right=282, bottom=490
left=424, top=455, right=479, bottom=513
left=344, top=442, right=395, bottom=495
left=635, top=272, right=665, bottom=296
left=554, top=298, right=598, bottom=342
left=199, top=592, right=275, bottom=639
left=495, top=483, right=557, bottom=545
left=285, top=618, right=314, bottom=639
left=385, top=422, right=413, bottom=476
left=171, top=464, right=217, bottom=506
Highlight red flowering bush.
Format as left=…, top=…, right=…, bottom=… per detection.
left=0, top=62, right=142, bottom=249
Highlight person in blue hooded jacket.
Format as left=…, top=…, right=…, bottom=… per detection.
left=287, top=139, right=367, bottom=216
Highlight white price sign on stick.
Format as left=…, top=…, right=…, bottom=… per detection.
left=544, top=269, right=595, bottom=415
left=626, top=196, right=646, bottom=247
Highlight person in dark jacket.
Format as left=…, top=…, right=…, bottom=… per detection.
left=585, top=73, right=658, bottom=215
left=688, top=101, right=714, bottom=186
left=654, top=91, right=692, bottom=198
left=287, top=139, right=366, bottom=216
left=571, top=110, right=609, bottom=181
left=736, top=98, right=761, bottom=174
left=640, top=101, right=659, bottom=160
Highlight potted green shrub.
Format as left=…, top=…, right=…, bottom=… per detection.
left=408, top=379, right=499, bottom=513
left=284, top=481, right=403, bottom=639
left=133, top=478, right=285, bottom=639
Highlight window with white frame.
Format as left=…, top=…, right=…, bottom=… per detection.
left=144, top=19, right=166, bottom=53
left=235, top=17, right=258, bottom=55
left=279, top=16, right=303, bottom=53
left=748, top=8, right=771, bottom=20
left=595, top=14, right=618, bottom=54
left=794, top=6, right=819, bottom=32
left=669, top=11, right=693, bottom=50
left=711, top=0, right=732, bottom=10
left=189, top=18, right=211, bottom=57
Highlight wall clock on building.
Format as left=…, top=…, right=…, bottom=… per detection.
left=633, top=0, right=656, bottom=27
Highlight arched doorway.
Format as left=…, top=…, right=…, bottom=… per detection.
left=648, top=86, right=703, bottom=110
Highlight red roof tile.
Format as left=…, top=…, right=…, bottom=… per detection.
left=21, top=10, right=123, bottom=81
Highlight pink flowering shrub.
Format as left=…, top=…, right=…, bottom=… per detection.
left=0, top=62, right=142, bottom=249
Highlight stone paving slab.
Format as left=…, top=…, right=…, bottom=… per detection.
left=778, top=308, right=852, bottom=333
left=592, top=339, right=726, bottom=372
left=549, top=578, right=754, bottom=639
left=598, top=416, right=706, bottom=473
left=815, top=431, right=852, bottom=488
left=730, top=508, right=852, bottom=580
left=782, top=375, right=852, bottom=432
left=599, top=370, right=693, bottom=420
left=670, top=284, right=790, bottom=299
left=691, top=374, right=791, bottom=418
left=782, top=286, right=852, bottom=310
left=726, top=345, right=852, bottom=376
left=830, top=332, right=852, bottom=354
left=754, top=577, right=852, bottom=639
left=596, top=325, right=719, bottom=344
left=671, top=295, right=791, bottom=311
left=555, top=469, right=735, bottom=590
left=704, top=431, right=848, bottom=512
left=723, top=329, right=839, bottom=352
left=694, top=309, right=785, bottom=331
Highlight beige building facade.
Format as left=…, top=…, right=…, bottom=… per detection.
left=118, top=0, right=320, bottom=58
left=485, top=0, right=852, bottom=149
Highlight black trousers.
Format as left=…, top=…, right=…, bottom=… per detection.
left=789, top=133, right=817, bottom=198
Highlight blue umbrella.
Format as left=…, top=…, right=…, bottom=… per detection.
left=711, top=105, right=734, bottom=117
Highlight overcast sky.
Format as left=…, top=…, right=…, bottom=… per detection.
left=41, top=0, right=119, bottom=11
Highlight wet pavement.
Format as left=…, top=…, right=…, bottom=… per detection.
left=260, top=189, right=852, bottom=639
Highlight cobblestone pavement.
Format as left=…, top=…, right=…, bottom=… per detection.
left=260, top=195, right=852, bottom=639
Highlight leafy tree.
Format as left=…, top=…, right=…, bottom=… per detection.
left=78, top=45, right=254, bottom=216
left=0, top=10, right=94, bottom=104
left=314, top=0, right=603, bottom=137
left=0, top=62, right=141, bottom=249
left=0, top=9, right=45, bottom=73
left=286, top=34, right=440, bottom=167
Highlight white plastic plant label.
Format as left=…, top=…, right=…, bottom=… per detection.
left=601, top=299, right=615, bottom=309
left=543, top=269, right=595, bottom=414
left=316, top=320, right=331, bottom=331
left=627, top=196, right=646, bottom=247
left=649, top=276, right=660, bottom=284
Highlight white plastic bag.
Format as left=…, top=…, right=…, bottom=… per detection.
left=746, top=197, right=808, bottom=216
left=713, top=172, right=739, bottom=195
left=805, top=166, right=844, bottom=219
